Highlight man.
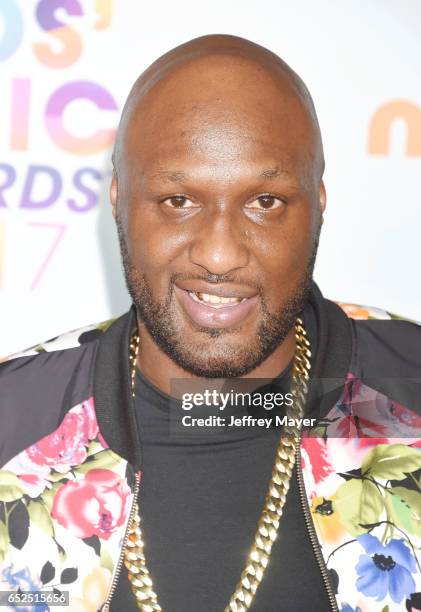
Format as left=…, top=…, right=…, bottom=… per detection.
left=1, top=34, right=420, bottom=612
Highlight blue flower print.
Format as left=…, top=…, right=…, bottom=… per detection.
left=356, top=534, right=416, bottom=603
left=340, top=605, right=361, bottom=612
left=0, top=565, right=49, bottom=611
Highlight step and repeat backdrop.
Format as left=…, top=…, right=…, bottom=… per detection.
left=1, top=1, right=420, bottom=354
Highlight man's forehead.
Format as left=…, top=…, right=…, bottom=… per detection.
left=121, top=108, right=315, bottom=188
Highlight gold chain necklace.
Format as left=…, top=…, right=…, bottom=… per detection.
left=125, top=317, right=311, bottom=611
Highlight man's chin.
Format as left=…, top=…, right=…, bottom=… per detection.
left=159, top=339, right=272, bottom=379
left=167, top=357, right=259, bottom=379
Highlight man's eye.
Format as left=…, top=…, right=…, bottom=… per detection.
left=245, top=195, right=284, bottom=210
left=162, top=196, right=197, bottom=208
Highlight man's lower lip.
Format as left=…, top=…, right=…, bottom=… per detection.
left=174, top=286, right=259, bottom=329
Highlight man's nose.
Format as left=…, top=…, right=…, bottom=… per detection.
left=188, top=210, right=250, bottom=275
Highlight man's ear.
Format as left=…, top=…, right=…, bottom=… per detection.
left=319, top=180, right=326, bottom=216
left=110, top=170, right=118, bottom=219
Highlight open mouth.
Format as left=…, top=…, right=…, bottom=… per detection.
left=187, top=291, right=248, bottom=308
left=174, top=286, right=259, bottom=329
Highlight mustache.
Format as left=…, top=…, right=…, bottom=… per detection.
left=169, top=271, right=264, bottom=293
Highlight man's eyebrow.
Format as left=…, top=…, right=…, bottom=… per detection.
left=153, top=170, right=188, bottom=183
left=258, top=167, right=290, bottom=179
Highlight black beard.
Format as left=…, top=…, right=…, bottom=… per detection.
left=116, top=213, right=320, bottom=378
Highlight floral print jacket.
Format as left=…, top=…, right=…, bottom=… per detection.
left=0, top=283, right=420, bottom=612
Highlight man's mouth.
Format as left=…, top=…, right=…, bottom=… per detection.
left=174, top=285, right=259, bottom=329
left=187, top=291, right=247, bottom=308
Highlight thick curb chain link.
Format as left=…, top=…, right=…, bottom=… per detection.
left=125, top=316, right=311, bottom=611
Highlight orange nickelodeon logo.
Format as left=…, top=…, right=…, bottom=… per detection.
left=368, top=100, right=421, bottom=157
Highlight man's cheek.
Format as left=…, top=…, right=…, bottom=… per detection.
left=264, top=273, right=301, bottom=306
left=130, top=230, right=161, bottom=267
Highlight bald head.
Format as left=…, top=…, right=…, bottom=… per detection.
left=113, top=34, right=324, bottom=180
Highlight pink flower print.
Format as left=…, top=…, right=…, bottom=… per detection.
left=26, top=399, right=98, bottom=473
left=51, top=469, right=131, bottom=540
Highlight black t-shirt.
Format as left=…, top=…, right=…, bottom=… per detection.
left=111, top=305, right=330, bottom=611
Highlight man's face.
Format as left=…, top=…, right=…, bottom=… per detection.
left=113, top=56, right=325, bottom=378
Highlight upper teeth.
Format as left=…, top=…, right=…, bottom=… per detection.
left=189, top=291, right=244, bottom=304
